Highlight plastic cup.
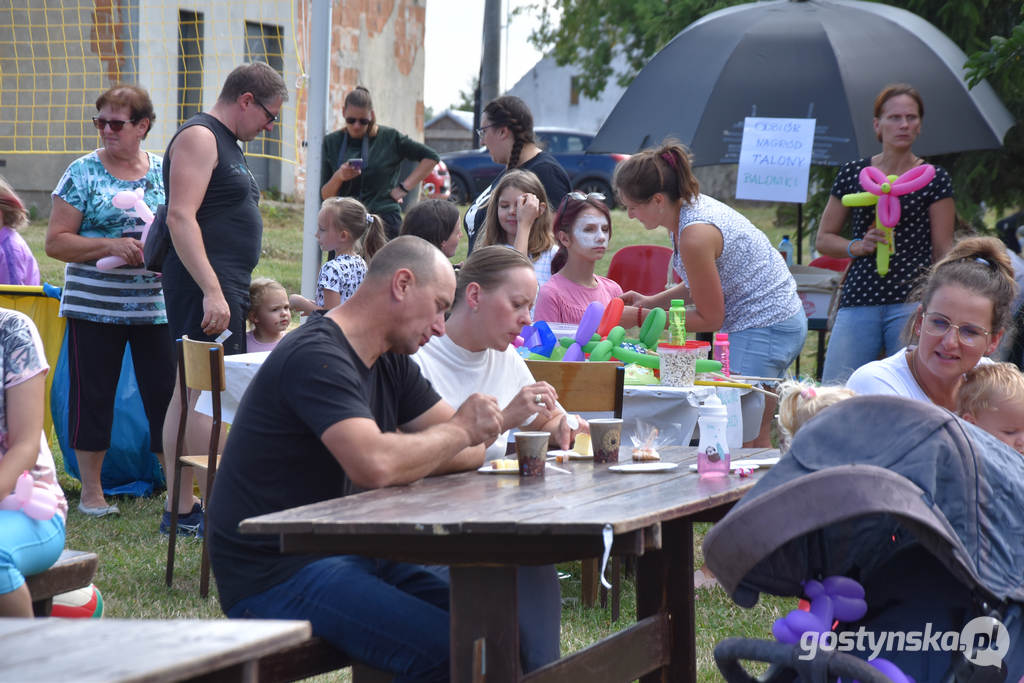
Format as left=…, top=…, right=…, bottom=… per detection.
left=589, top=418, right=623, bottom=464
left=658, top=341, right=709, bottom=387
left=515, top=431, right=550, bottom=477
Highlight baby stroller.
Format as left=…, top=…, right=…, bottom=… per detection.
left=703, top=395, right=1024, bottom=682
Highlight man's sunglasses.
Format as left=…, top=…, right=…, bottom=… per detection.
left=346, top=117, right=371, bottom=126
left=92, top=117, right=137, bottom=132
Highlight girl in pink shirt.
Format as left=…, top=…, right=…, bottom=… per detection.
left=534, top=192, right=632, bottom=324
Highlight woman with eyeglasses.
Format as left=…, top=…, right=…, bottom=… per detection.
left=45, top=84, right=174, bottom=518
left=847, top=237, right=1017, bottom=410
left=320, top=86, right=440, bottom=239
left=614, top=140, right=806, bottom=447
left=816, top=85, right=955, bottom=384
left=463, top=96, right=571, bottom=253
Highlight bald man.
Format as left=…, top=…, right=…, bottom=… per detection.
left=209, top=236, right=503, bottom=682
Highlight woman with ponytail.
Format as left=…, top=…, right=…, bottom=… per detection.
left=613, top=140, right=806, bottom=446
left=463, top=96, right=570, bottom=253
left=848, top=236, right=1018, bottom=410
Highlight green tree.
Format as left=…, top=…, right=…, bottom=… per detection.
left=524, top=0, right=1024, bottom=222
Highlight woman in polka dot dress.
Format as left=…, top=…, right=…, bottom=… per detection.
left=816, top=84, right=955, bottom=383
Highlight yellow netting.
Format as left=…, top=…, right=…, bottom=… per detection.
left=0, top=0, right=304, bottom=173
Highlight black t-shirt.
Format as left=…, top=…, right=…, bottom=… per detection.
left=831, top=158, right=953, bottom=308
left=463, top=151, right=571, bottom=254
left=208, top=314, right=441, bottom=612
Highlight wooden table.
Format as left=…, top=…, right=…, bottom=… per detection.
left=0, top=617, right=310, bottom=682
left=241, top=446, right=775, bottom=683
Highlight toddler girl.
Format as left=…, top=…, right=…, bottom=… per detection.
left=480, top=170, right=559, bottom=288
left=777, top=380, right=857, bottom=450
left=0, top=176, right=41, bottom=286
left=247, top=278, right=290, bottom=352
left=534, top=192, right=626, bottom=324
left=290, top=197, right=387, bottom=315
left=956, top=362, right=1024, bottom=454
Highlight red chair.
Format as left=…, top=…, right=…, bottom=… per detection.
left=809, top=255, right=850, bottom=272
left=606, top=245, right=680, bottom=295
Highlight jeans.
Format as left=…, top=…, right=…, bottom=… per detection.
left=228, top=556, right=450, bottom=683
left=728, top=310, right=808, bottom=429
left=822, top=303, right=918, bottom=383
left=0, top=512, right=66, bottom=594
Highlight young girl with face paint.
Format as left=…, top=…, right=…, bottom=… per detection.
left=533, top=192, right=627, bottom=324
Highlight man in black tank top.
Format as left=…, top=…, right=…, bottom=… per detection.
left=159, top=62, right=287, bottom=531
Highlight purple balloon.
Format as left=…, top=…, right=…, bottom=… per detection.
left=824, top=575, right=865, bottom=599
left=809, top=594, right=834, bottom=626
left=849, top=657, right=913, bottom=683
left=563, top=342, right=584, bottom=362
left=833, top=594, right=868, bottom=623
left=803, top=579, right=825, bottom=600
left=773, top=609, right=830, bottom=644
left=575, top=301, right=604, bottom=345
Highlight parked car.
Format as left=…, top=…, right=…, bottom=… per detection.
left=441, top=127, right=628, bottom=207
left=421, top=160, right=451, bottom=200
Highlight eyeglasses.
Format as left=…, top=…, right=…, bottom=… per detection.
left=567, top=191, right=606, bottom=202
left=920, top=312, right=990, bottom=347
left=255, top=99, right=279, bottom=124
left=476, top=124, right=498, bottom=138
left=92, top=117, right=136, bottom=132
left=346, top=117, right=371, bottom=126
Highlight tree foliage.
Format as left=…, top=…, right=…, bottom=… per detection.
left=523, top=0, right=1024, bottom=221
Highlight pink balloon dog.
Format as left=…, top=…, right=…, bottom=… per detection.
left=96, top=188, right=155, bottom=271
left=0, top=471, right=59, bottom=521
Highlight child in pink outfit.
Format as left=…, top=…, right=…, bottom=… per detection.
left=0, top=176, right=41, bottom=286
left=534, top=192, right=630, bottom=324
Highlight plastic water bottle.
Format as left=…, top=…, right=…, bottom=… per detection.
left=713, top=332, right=730, bottom=376
left=778, top=235, right=794, bottom=267
left=668, top=298, right=686, bottom=344
left=697, top=394, right=730, bottom=478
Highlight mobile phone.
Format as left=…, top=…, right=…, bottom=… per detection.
left=349, top=159, right=363, bottom=171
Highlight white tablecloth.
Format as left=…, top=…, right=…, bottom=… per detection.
left=198, top=351, right=760, bottom=446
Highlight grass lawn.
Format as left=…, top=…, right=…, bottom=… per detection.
left=18, top=199, right=803, bottom=682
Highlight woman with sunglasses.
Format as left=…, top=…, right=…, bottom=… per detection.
left=320, top=86, right=440, bottom=238
left=45, top=84, right=173, bottom=517
left=847, top=237, right=1017, bottom=410
left=613, top=140, right=806, bottom=447
left=463, top=95, right=571, bottom=253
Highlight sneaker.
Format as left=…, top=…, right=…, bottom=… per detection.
left=160, top=502, right=204, bottom=538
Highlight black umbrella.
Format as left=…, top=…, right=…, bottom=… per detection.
left=589, top=0, right=1014, bottom=165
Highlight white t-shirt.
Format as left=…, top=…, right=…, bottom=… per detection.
left=413, top=333, right=536, bottom=460
left=846, top=346, right=993, bottom=402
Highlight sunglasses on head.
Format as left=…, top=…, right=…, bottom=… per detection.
left=92, top=117, right=136, bottom=132
left=346, top=117, right=371, bottom=126
left=558, top=191, right=606, bottom=211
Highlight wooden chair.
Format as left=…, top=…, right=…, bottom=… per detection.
left=525, top=359, right=626, bottom=620
left=165, top=335, right=225, bottom=598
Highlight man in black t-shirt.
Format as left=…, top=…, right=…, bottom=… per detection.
left=208, top=236, right=503, bottom=682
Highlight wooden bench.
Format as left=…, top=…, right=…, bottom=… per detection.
left=25, top=549, right=98, bottom=617
left=257, top=637, right=393, bottom=682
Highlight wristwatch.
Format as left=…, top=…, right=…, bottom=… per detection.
left=396, top=182, right=409, bottom=194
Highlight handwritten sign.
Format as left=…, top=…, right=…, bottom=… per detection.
left=735, top=117, right=815, bottom=203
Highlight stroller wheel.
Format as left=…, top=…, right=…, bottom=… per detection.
left=714, top=637, right=896, bottom=683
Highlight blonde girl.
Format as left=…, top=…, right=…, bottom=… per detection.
left=777, top=380, right=857, bottom=449
left=246, top=278, right=290, bottom=352
left=289, top=197, right=387, bottom=315
left=0, top=175, right=41, bottom=286
left=480, top=169, right=558, bottom=288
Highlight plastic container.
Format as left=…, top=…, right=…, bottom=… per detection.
left=713, top=332, right=730, bottom=376
left=778, top=235, right=794, bottom=267
left=668, top=299, right=687, bottom=344
left=658, top=341, right=709, bottom=387
left=697, top=394, right=730, bottom=478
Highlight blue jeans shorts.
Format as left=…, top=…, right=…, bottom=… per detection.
left=0, top=512, right=66, bottom=594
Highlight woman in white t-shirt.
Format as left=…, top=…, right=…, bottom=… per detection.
left=847, top=237, right=1018, bottom=410
left=412, top=245, right=585, bottom=674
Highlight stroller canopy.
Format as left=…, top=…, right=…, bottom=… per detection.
left=704, top=395, right=1024, bottom=608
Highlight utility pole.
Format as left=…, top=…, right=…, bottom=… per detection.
left=475, top=0, right=502, bottom=146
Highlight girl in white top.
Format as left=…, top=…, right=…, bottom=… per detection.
left=479, top=169, right=560, bottom=289
left=614, top=140, right=806, bottom=446
left=289, top=197, right=387, bottom=315
left=847, top=236, right=1017, bottom=411
left=412, top=245, right=585, bottom=673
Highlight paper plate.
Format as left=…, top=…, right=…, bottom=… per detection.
left=608, top=462, right=679, bottom=473
left=478, top=463, right=519, bottom=475
left=548, top=449, right=592, bottom=461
